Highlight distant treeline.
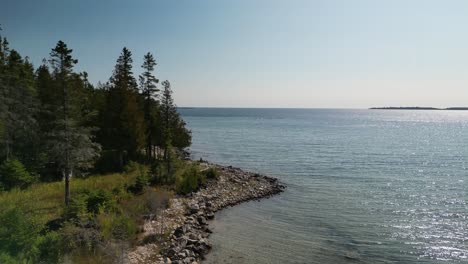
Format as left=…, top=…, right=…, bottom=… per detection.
left=0, top=31, right=191, bottom=200
left=370, top=107, right=468, bottom=110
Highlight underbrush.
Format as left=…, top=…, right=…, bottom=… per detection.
left=0, top=159, right=214, bottom=263
left=0, top=165, right=173, bottom=263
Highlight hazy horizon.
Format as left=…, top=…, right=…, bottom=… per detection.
left=3, top=0, right=468, bottom=108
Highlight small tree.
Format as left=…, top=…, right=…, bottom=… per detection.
left=0, top=159, right=36, bottom=190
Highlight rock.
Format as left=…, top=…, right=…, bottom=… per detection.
left=203, top=226, right=212, bottom=233
left=187, top=238, right=198, bottom=245
left=189, top=204, right=199, bottom=214
left=167, top=247, right=181, bottom=257
left=129, top=163, right=285, bottom=264
left=177, top=237, right=188, bottom=248
left=178, top=251, right=186, bottom=259
left=197, top=216, right=206, bottom=225
left=206, top=212, right=214, bottom=220
left=174, top=225, right=186, bottom=237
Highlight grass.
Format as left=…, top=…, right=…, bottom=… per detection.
left=0, top=171, right=139, bottom=225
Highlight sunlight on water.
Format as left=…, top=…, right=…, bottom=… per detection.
left=180, top=109, right=468, bottom=264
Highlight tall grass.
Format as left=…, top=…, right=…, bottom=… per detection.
left=0, top=171, right=139, bottom=224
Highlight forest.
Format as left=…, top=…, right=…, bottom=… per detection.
left=0, top=30, right=207, bottom=263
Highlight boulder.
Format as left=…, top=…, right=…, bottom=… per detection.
left=174, top=225, right=187, bottom=237
left=197, top=216, right=207, bottom=225
left=206, top=212, right=214, bottom=220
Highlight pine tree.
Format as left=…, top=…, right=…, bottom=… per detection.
left=48, top=41, right=100, bottom=205
left=100, top=47, right=145, bottom=169
left=158, top=80, right=191, bottom=159
left=0, top=42, right=39, bottom=171
left=139, top=52, right=159, bottom=161
left=160, top=80, right=177, bottom=160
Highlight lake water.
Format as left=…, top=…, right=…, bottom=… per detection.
left=179, top=108, right=468, bottom=264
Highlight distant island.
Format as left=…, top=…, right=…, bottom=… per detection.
left=370, top=107, right=468, bottom=110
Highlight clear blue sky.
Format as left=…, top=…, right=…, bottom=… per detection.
left=2, top=0, right=468, bottom=108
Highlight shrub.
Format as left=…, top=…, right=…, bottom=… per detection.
left=63, top=194, right=88, bottom=220
left=0, top=207, right=61, bottom=263
left=176, top=165, right=205, bottom=195
left=36, top=231, right=61, bottom=262
left=0, top=159, right=36, bottom=190
left=150, top=159, right=178, bottom=186
left=204, top=167, right=219, bottom=179
left=123, top=161, right=141, bottom=173
left=127, top=169, right=149, bottom=194
left=86, top=189, right=116, bottom=215
left=98, top=214, right=137, bottom=241
left=142, top=189, right=170, bottom=213
left=64, top=189, right=116, bottom=219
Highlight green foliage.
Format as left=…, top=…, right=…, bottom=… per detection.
left=204, top=167, right=219, bottom=179
left=176, top=165, right=205, bottom=195
left=0, top=207, right=61, bottom=263
left=126, top=162, right=149, bottom=194
left=99, top=47, right=146, bottom=168
left=0, top=30, right=195, bottom=263
left=64, top=189, right=116, bottom=219
left=0, top=159, right=36, bottom=191
left=63, top=194, right=88, bottom=220
left=85, top=189, right=116, bottom=215
left=98, top=213, right=137, bottom=241
left=123, top=160, right=141, bottom=173
left=150, top=159, right=175, bottom=185
left=36, top=231, right=61, bottom=263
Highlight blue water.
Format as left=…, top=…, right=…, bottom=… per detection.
left=179, top=108, right=468, bottom=264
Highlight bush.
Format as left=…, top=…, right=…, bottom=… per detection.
left=63, top=194, right=88, bottom=220
left=0, top=159, right=36, bottom=191
left=64, top=189, right=116, bottom=220
left=150, top=159, right=178, bottom=186
left=86, top=189, right=116, bottom=215
left=0, top=207, right=61, bottom=263
left=127, top=169, right=149, bottom=194
left=176, top=165, right=205, bottom=195
left=204, top=167, right=219, bottom=179
left=36, top=231, right=61, bottom=262
left=123, top=161, right=141, bottom=173
left=98, top=214, right=137, bottom=241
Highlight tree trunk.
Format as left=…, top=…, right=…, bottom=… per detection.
left=64, top=169, right=71, bottom=205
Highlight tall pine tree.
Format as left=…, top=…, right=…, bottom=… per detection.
left=48, top=41, right=100, bottom=205
left=100, top=47, right=145, bottom=169
left=139, top=52, right=159, bottom=161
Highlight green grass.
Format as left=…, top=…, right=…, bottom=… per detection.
left=0, top=171, right=139, bottom=224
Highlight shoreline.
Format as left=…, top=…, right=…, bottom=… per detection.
left=128, top=162, right=286, bottom=264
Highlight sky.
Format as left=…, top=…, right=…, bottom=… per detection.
left=2, top=0, right=468, bottom=108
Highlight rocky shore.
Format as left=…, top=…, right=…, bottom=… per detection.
left=128, top=163, right=285, bottom=264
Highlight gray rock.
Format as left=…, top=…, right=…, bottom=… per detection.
left=206, top=212, right=214, bottom=220
left=189, top=204, right=199, bottom=214
left=174, top=225, right=186, bottom=237
left=197, top=216, right=207, bottom=225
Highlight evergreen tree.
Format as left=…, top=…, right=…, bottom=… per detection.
left=139, top=52, right=159, bottom=161
left=48, top=41, right=100, bottom=205
left=159, top=80, right=191, bottom=159
left=0, top=41, right=39, bottom=171
left=100, top=47, right=145, bottom=169
left=160, top=80, right=177, bottom=160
